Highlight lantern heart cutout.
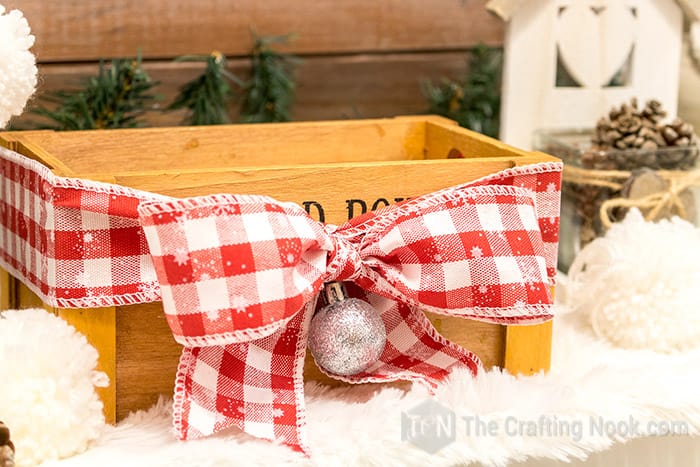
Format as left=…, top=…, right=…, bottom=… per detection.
left=556, top=3, right=636, bottom=88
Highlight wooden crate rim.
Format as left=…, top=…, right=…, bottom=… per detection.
left=0, top=115, right=555, bottom=178
left=77, top=155, right=541, bottom=179
left=7, top=115, right=457, bottom=137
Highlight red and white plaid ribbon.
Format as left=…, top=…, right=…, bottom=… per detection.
left=0, top=145, right=561, bottom=454
left=137, top=164, right=561, bottom=453
left=0, top=146, right=165, bottom=308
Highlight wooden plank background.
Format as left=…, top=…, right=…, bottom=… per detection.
left=5, top=1, right=700, bottom=131
left=4, top=0, right=504, bottom=61
left=28, top=52, right=477, bottom=126
left=5, top=0, right=506, bottom=128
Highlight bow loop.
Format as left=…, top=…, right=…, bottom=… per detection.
left=138, top=194, right=334, bottom=347
left=325, top=184, right=554, bottom=323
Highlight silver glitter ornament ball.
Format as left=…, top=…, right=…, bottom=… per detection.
left=308, top=283, right=386, bottom=376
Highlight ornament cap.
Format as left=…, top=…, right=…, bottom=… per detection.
left=322, top=281, right=347, bottom=305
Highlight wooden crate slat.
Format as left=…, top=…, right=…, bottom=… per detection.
left=107, top=158, right=525, bottom=224
left=4, top=0, right=503, bottom=62
left=7, top=119, right=429, bottom=173
left=114, top=303, right=508, bottom=421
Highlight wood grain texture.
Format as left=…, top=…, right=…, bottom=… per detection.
left=14, top=52, right=474, bottom=128
left=8, top=118, right=430, bottom=173
left=115, top=302, right=181, bottom=421
left=304, top=316, right=505, bottom=387
left=0, top=269, right=13, bottom=310
left=112, top=159, right=520, bottom=224
left=425, top=313, right=506, bottom=369
left=15, top=279, right=45, bottom=310
left=55, top=307, right=117, bottom=424
left=504, top=320, right=553, bottom=376
left=425, top=120, right=531, bottom=159
left=115, top=301, right=507, bottom=419
left=7, top=116, right=554, bottom=174
left=4, top=0, right=503, bottom=62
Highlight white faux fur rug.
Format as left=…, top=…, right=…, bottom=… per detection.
left=37, top=308, right=700, bottom=467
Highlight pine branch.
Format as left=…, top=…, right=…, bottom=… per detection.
left=422, top=44, right=503, bottom=138
left=32, top=56, right=159, bottom=130
left=168, top=52, right=241, bottom=125
left=239, top=34, right=300, bottom=123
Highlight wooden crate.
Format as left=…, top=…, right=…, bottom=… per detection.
left=0, top=116, right=557, bottom=424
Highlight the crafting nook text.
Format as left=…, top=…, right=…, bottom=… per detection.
left=463, top=415, right=690, bottom=442
left=401, top=400, right=690, bottom=454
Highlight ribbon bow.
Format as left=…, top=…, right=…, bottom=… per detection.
left=136, top=163, right=562, bottom=454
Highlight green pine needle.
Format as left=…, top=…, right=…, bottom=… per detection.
left=33, top=56, right=159, bottom=131
left=423, top=44, right=503, bottom=138
left=239, top=34, right=299, bottom=123
left=169, top=52, right=239, bottom=125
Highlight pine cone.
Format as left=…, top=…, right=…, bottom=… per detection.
left=661, top=117, right=697, bottom=147
left=641, top=99, right=666, bottom=124
left=616, top=115, right=643, bottom=135
left=0, top=422, right=14, bottom=467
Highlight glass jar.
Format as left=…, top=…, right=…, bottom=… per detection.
left=534, top=129, right=700, bottom=272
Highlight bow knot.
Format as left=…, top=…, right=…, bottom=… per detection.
left=324, top=232, right=364, bottom=283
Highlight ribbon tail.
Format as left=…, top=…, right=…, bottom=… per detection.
left=326, top=288, right=481, bottom=385
left=171, top=301, right=315, bottom=454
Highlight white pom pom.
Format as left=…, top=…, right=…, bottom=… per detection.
left=0, top=4, right=38, bottom=128
left=0, top=309, right=107, bottom=465
left=567, top=209, right=700, bottom=353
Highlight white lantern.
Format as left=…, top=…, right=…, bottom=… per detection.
left=492, top=0, right=698, bottom=149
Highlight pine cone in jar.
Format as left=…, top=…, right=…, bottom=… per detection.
left=655, top=118, right=699, bottom=169
left=591, top=98, right=699, bottom=170
left=592, top=117, right=615, bottom=147
left=661, top=118, right=697, bottom=146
